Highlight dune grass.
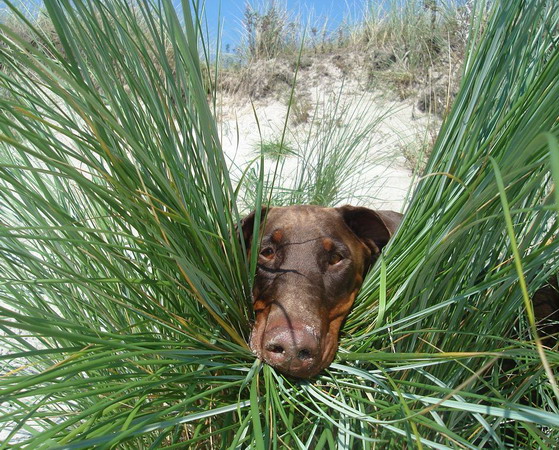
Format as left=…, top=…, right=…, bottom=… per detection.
left=1, top=0, right=558, bottom=447
left=213, top=0, right=470, bottom=106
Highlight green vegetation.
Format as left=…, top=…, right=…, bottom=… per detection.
left=1, top=0, right=558, bottom=448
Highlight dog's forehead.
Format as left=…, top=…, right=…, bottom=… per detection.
left=263, top=206, right=343, bottom=238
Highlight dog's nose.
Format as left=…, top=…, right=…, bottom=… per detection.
left=261, top=326, right=320, bottom=377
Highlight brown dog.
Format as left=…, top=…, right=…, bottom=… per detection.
left=241, top=205, right=403, bottom=378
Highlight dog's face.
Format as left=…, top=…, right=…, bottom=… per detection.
left=242, top=205, right=402, bottom=378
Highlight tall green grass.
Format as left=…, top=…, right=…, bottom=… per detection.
left=1, top=0, right=558, bottom=447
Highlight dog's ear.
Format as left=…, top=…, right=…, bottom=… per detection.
left=239, top=207, right=268, bottom=251
left=337, top=205, right=402, bottom=259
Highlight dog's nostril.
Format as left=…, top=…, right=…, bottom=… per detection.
left=297, top=349, right=312, bottom=360
left=266, top=344, right=285, bottom=354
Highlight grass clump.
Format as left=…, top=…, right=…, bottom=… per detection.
left=255, top=139, right=297, bottom=160
left=1, top=0, right=252, bottom=444
left=241, top=0, right=297, bottom=61
left=1, top=0, right=559, bottom=448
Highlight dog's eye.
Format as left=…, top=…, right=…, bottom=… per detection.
left=329, top=253, right=344, bottom=265
left=260, top=247, right=275, bottom=260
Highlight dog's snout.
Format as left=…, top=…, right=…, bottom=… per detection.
left=261, top=326, right=320, bottom=377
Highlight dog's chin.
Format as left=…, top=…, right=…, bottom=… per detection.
left=272, top=360, right=322, bottom=379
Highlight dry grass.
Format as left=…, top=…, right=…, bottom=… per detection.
left=218, top=0, right=474, bottom=114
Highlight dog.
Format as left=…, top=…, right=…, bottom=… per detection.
left=241, top=204, right=559, bottom=379
left=241, top=204, right=403, bottom=378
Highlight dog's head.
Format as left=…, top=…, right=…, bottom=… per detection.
left=242, top=205, right=402, bottom=378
